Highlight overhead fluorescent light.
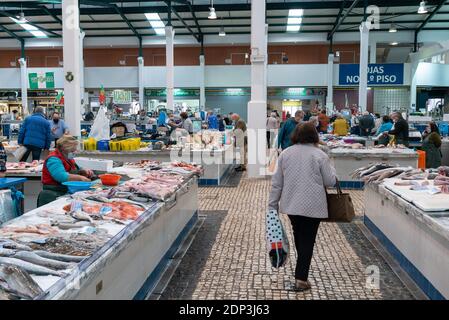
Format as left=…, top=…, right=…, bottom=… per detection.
left=287, top=9, right=304, bottom=32
left=145, top=13, right=165, bottom=35
left=10, top=17, right=47, bottom=38
left=389, top=23, right=397, bottom=33
left=418, top=1, right=428, bottom=14
left=391, top=42, right=399, bottom=46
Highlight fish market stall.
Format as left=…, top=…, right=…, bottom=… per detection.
left=329, top=148, right=419, bottom=188
left=0, top=165, right=199, bottom=300
left=364, top=174, right=449, bottom=299
left=77, top=144, right=235, bottom=186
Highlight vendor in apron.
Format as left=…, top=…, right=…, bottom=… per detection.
left=37, top=135, right=94, bottom=207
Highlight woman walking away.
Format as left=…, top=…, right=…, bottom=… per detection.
left=422, top=121, right=442, bottom=168
left=268, top=122, right=337, bottom=292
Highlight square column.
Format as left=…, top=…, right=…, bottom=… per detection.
left=326, top=53, right=334, bottom=114
left=62, top=0, right=81, bottom=137
left=410, top=61, right=419, bottom=112
left=18, top=58, right=28, bottom=115
left=369, top=39, right=376, bottom=64
left=138, top=56, right=144, bottom=110
left=247, top=0, right=267, bottom=178
left=80, top=31, right=85, bottom=113
left=166, top=26, right=174, bottom=111
left=358, top=21, right=370, bottom=112
left=199, top=54, right=206, bottom=111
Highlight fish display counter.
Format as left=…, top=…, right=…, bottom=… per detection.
left=77, top=144, right=235, bottom=186
left=364, top=179, right=449, bottom=299
left=329, top=148, right=419, bottom=188
left=0, top=167, right=199, bottom=300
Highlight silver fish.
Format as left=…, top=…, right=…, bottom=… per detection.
left=0, top=264, right=43, bottom=300
left=69, top=210, right=93, bottom=223
left=33, top=250, right=87, bottom=263
left=52, top=221, right=92, bottom=230
left=0, top=248, right=16, bottom=257
left=0, top=240, right=32, bottom=251
left=13, top=251, right=74, bottom=270
left=0, top=257, right=63, bottom=277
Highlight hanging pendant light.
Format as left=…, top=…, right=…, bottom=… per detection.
left=418, top=1, right=428, bottom=14
left=389, top=23, right=397, bottom=33
left=219, top=17, right=225, bottom=36
left=18, top=11, right=27, bottom=23
left=208, top=0, right=217, bottom=19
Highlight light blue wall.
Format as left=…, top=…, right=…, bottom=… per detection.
left=205, top=95, right=251, bottom=121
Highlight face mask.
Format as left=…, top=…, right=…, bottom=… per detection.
left=53, top=119, right=59, bottom=124
left=67, top=152, right=75, bottom=159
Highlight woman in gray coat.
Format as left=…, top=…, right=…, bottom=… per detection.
left=268, top=122, right=337, bottom=292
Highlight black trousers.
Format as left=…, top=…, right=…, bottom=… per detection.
left=266, top=131, right=272, bottom=147
left=288, top=215, right=321, bottom=281
left=21, top=145, right=42, bottom=162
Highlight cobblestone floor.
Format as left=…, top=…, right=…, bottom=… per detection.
left=161, top=175, right=416, bottom=300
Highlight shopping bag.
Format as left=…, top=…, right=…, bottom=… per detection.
left=12, top=146, right=27, bottom=161
left=324, top=181, right=355, bottom=223
left=267, top=149, right=278, bottom=175
left=0, top=189, right=16, bottom=224
left=266, top=209, right=289, bottom=268
left=89, top=107, right=110, bottom=141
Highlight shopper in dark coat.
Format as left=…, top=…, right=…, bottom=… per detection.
left=277, top=110, right=304, bottom=150
left=422, top=122, right=442, bottom=168
left=387, top=112, right=409, bottom=146
left=18, top=107, right=52, bottom=162
left=358, top=111, right=375, bottom=137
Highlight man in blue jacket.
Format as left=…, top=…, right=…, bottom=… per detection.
left=18, top=106, right=52, bottom=162
left=277, top=110, right=304, bottom=150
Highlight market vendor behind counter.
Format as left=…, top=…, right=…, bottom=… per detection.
left=38, top=135, right=94, bottom=207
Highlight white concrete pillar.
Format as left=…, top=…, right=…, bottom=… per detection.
left=247, top=0, right=267, bottom=178
left=369, top=39, right=376, bottom=64
left=199, top=54, right=206, bottom=111
left=326, top=53, right=334, bottom=114
left=358, top=21, right=370, bottom=112
left=62, top=0, right=81, bottom=137
left=138, top=56, right=144, bottom=110
left=18, top=58, right=28, bottom=115
left=410, top=61, right=419, bottom=112
left=166, top=26, right=174, bottom=111
left=79, top=31, right=85, bottom=114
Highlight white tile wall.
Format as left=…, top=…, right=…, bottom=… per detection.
left=373, top=88, right=410, bottom=115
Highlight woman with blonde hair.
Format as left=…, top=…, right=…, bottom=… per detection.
left=38, top=135, right=94, bottom=206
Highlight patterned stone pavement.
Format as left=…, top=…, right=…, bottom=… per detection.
left=160, top=175, right=416, bottom=300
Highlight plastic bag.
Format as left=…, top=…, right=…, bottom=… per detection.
left=266, top=209, right=289, bottom=268
left=89, top=107, right=110, bottom=141
left=267, top=149, right=278, bottom=175
left=0, top=190, right=16, bottom=224
left=13, top=146, right=27, bottom=161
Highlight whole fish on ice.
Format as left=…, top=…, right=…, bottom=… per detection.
left=0, top=264, right=43, bottom=300
left=13, top=251, right=74, bottom=270
left=0, top=257, right=64, bottom=277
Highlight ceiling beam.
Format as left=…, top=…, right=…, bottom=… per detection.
left=0, top=12, right=61, bottom=37
left=168, top=3, right=201, bottom=42
left=328, top=0, right=361, bottom=40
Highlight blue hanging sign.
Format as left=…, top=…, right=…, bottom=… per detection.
left=339, top=63, right=404, bottom=86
